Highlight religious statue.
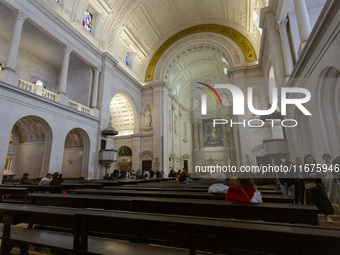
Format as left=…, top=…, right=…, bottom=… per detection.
left=193, top=96, right=200, bottom=109
left=144, top=105, right=152, bottom=128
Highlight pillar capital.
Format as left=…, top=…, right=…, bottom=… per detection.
left=63, top=45, right=73, bottom=55
left=277, top=19, right=288, bottom=33
left=14, top=10, right=28, bottom=22
left=92, top=67, right=101, bottom=73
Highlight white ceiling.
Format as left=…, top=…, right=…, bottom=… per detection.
left=0, top=0, right=268, bottom=101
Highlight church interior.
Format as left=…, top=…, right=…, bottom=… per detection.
left=0, top=0, right=340, bottom=254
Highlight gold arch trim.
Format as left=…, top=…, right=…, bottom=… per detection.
left=145, top=24, right=257, bottom=82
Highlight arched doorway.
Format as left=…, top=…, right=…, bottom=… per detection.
left=117, top=146, right=132, bottom=172
left=62, top=128, right=90, bottom=177
left=109, top=93, right=138, bottom=171
left=7, top=116, right=52, bottom=179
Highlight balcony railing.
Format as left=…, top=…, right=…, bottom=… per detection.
left=18, top=79, right=57, bottom=101
left=69, top=100, right=94, bottom=115
left=18, top=79, right=94, bottom=116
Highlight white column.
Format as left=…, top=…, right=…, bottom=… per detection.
left=278, top=19, right=294, bottom=77
left=267, top=14, right=285, bottom=84
left=6, top=10, right=27, bottom=71
left=132, top=136, right=140, bottom=172
left=152, top=84, right=163, bottom=171
left=293, top=0, right=311, bottom=43
left=91, top=67, right=100, bottom=108
left=59, top=46, right=72, bottom=94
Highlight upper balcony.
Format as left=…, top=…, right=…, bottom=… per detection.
left=18, top=78, right=94, bottom=116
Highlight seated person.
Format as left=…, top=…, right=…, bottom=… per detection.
left=49, top=172, right=62, bottom=186
left=225, top=174, right=262, bottom=203
left=39, top=173, right=52, bottom=185
left=143, top=170, right=150, bottom=179
left=208, top=172, right=229, bottom=194
left=20, top=173, right=30, bottom=184
left=168, top=169, right=176, bottom=178
left=178, top=171, right=188, bottom=184
left=120, top=170, right=128, bottom=179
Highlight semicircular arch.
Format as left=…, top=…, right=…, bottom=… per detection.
left=145, top=24, right=257, bottom=82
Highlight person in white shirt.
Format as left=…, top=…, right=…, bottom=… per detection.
left=208, top=172, right=229, bottom=194
left=39, top=173, right=52, bottom=185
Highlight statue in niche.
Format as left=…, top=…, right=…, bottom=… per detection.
left=193, top=96, right=200, bottom=109
left=143, top=105, right=152, bottom=128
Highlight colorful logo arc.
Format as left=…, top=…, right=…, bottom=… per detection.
left=196, top=82, right=222, bottom=106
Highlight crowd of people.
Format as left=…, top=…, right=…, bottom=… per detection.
left=18, top=151, right=340, bottom=224
left=19, top=172, right=64, bottom=186
left=102, top=168, right=188, bottom=182
left=206, top=152, right=340, bottom=223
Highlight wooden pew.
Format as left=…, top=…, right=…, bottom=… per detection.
left=0, top=203, right=201, bottom=255
left=0, top=187, right=29, bottom=203
left=78, top=208, right=340, bottom=255
left=102, top=186, right=283, bottom=195
left=68, top=189, right=292, bottom=203
left=12, top=185, right=62, bottom=194
left=0, top=203, right=336, bottom=255
left=0, top=203, right=81, bottom=254
left=28, top=193, right=318, bottom=225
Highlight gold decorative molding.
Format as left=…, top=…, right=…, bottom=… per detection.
left=145, top=24, right=257, bottom=82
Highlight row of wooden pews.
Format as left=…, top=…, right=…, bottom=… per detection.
left=0, top=178, right=338, bottom=254
left=0, top=203, right=339, bottom=255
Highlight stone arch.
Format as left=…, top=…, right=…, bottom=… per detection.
left=153, top=34, right=241, bottom=83
left=117, top=145, right=133, bottom=172
left=109, top=93, right=138, bottom=135
left=118, top=146, right=132, bottom=156
left=316, top=66, right=340, bottom=153
left=145, top=24, right=257, bottom=81
left=62, top=128, right=90, bottom=178
left=7, top=115, right=52, bottom=179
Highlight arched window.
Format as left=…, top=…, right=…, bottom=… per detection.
left=82, top=10, right=92, bottom=32
left=125, top=51, right=136, bottom=68
left=125, top=53, right=130, bottom=66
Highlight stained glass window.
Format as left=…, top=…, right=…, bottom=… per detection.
left=9, top=133, right=13, bottom=143
left=82, top=10, right=92, bottom=32
left=125, top=53, right=130, bottom=66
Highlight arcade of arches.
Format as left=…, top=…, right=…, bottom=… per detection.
left=0, top=0, right=339, bottom=181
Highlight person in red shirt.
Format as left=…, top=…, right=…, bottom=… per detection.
left=225, top=175, right=262, bottom=203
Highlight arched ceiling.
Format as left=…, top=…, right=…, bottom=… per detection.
left=65, top=129, right=84, bottom=148
left=12, top=116, right=48, bottom=143
left=102, top=0, right=268, bottom=83
left=43, top=0, right=268, bottom=83
left=2, top=0, right=268, bottom=95
left=109, top=93, right=135, bottom=136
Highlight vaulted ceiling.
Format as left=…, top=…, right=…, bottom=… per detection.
left=0, top=0, right=268, bottom=99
